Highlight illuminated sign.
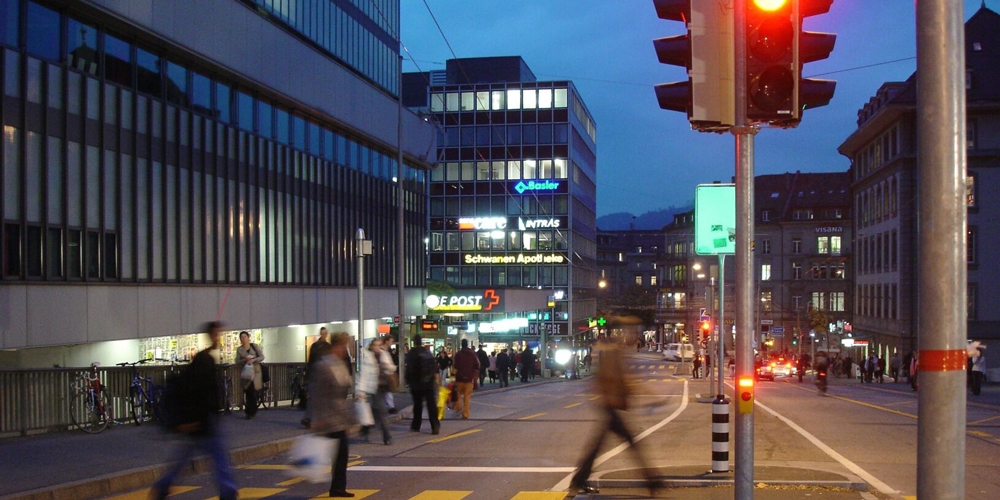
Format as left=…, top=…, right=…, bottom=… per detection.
left=426, top=289, right=502, bottom=312
left=695, top=184, right=736, bottom=255
left=517, top=217, right=562, bottom=230
left=513, top=180, right=560, bottom=194
left=528, top=322, right=566, bottom=335
left=463, top=253, right=568, bottom=265
left=458, top=217, right=507, bottom=230
left=421, top=320, right=439, bottom=331
left=815, top=227, right=844, bottom=233
left=478, top=317, right=529, bottom=333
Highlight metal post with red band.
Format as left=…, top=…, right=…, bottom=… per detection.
left=918, top=350, right=968, bottom=372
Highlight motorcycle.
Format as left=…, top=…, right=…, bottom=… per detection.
left=815, top=366, right=828, bottom=395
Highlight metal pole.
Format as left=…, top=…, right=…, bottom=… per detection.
left=396, top=54, right=407, bottom=389
left=916, top=1, right=967, bottom=498
left=718, top=254, right=725, bottom=395
left=357, top=228, right=366, bottom=373
left=732, top=0, right=754, bottom=495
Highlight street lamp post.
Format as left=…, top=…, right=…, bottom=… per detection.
left=356, top=228, right=372, bottom=372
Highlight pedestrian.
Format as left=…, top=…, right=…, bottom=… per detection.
left=452, top=338, right=480, bottom=419
left=876, top=356, right=886, bottom=383
left=235, top=331, right=266, bottom=420
left=476, top=344, right=489, bottom=388
left=488, top=351, right=498, bottom=384
left=358, top=338, right=394, bottom=445
left=520, top=348, right=535, bottom=382
left=436, top=348, right=452, bottom=383
left=692, top=352, right=702, bottom=379
left=310, top=333, right=356, bottom=497
left=405, top=335, right=440, bottom=435
left=971, top=347, right=986, bottom=396
left=843, top=356, right=853, bottom=379
left=797, top=353, right=811, bottom=383
left=302, top=326, right=332, bottom=428
left=153, top=321, right=238, bottom=500
left=570, top=336, right=657, bottom=496
left=909, top=352, right=919, bottom=391
left=497, top=348, right=511, bottom=387
left=889, top=352, right=901, bottom=382
left=514, top=349, right=523, bottom=381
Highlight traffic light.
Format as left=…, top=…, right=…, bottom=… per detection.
left=700, top=320, right=712, bottom=340
left=738, top=377, right=754, bottom=414
left=652, top=0, right=734, bottom=131
left=745, top=0, right=837, bottom=126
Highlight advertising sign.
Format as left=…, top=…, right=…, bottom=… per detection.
left=426, top=289, right=503, bottom=313
left=512, top=180, right=566, bottom=194
left=462, top=252, right=568, bottom=265
left=695, top=184, right=736, bottom=255
left=528, top=323, right=567, bottom=335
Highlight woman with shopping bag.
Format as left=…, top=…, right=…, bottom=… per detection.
left=308, top=333, right=356, bottom=497
left=357, top=337, right=394, bottom=444
left=235, top=331, right=265, bottom=420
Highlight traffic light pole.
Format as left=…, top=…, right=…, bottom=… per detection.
left=916, top=2, right=967, bottom=498
left=732, top=0, right=754, bottom=497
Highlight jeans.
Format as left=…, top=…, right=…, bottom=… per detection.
left=572, top=405, right=653, bottom=488
left=243, top=384, right=258, bottom=417
left=368, top=388, right=391, bottom=441
left=154, top=430, right=236, bottom=500
left=410, top=388, right=440, bottom=432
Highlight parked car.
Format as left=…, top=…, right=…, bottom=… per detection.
left=662, top=343, right=696, bottom=362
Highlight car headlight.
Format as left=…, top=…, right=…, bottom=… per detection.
left=554, top=349, right=572, bottom=365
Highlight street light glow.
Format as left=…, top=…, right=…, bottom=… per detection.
left=753, top=0, right=787, bottom=11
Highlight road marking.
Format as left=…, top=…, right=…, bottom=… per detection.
left=969, top=430, right=992, bottom=438
left=222, top=488, right=285, bottom=499
left=790, top=384, right=918, bottom=419
left=351, top=466, right=576, bottom=472
left=750, top=393, right=900, bottom=496
left=427, top=428, right=482, bottom=443
left=276, top=477, right=304, bottom=486
left=310, top=490, right=378, bottom=499
left=969, top=414, right=1000, bottom=426
left=103, top=487, right=199, bottom=500
left=408, top=491, right=471, bottom=500
left=564, top=402, right=583, bottom=409
left=588, top=395, right=600, bottom=401
left=551, top=380, right=689, bottom=492
left=511, top=492, right=568, bottom=500
left=519, top=412, right=547, bottom=420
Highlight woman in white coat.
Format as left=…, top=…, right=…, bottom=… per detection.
left=358, top=337, right=395, bottom=444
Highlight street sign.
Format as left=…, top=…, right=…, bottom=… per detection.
left=393, top=315, right=401, bottom=324
left=771, top=326, right=784, bottom=334
left=700, top=308, right=707, bottom=317
left=760, top=319, right=773, bottom=325
left=701, top=315, right=711, bottom=322
left=694, top=184, right=736, bottom=255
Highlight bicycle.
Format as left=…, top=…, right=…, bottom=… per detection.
left=69, top=362, right=113, bottom=433
left=218, top=364, right=235, bottom=414
left=117, top=359, right=161, bottom=425
left=289, top=366, right=307, bottom=409
left=255, top=365, right=274, bottom=410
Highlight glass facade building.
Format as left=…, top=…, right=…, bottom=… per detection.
left=0, top=0, right=436, bottom=366
left=404, top=57, right=598, bottom=346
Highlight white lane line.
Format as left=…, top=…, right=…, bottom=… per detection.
left=350, top=466, right=576, bottom=473
left=549, top=380, right=690, bottom=492
left=751, top=394, right=900, bottom=497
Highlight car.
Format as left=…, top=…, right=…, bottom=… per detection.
left=662, top=343, right=696, bottom=362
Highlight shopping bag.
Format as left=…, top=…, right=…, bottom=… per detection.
left=437, top=386, right=450, bottom=421
left=240, top=363, right=255, bottom=381
left=286, top=434, right=335, bottom=484
left=356, top=398, right=374, bottom=426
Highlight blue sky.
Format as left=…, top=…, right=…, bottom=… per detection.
left=400, top=0, right=989, bottom=217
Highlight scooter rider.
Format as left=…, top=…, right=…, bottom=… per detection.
left=814, top=351, right=829, bottom=393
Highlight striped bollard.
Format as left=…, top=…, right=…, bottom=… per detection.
left=712, top=395, right=730, bottom=472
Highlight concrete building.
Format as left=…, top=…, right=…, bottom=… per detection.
left=838, top=4, right=1000, bottom=358
left=0, top=0, right=436, bottom=367
left=403, top=57, right=598, bottom=359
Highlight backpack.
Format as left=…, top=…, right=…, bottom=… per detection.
left=409, top=348, right=437, bottom=386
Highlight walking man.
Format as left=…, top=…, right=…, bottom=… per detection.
left=302, top=326, right=331, bottom=427
left=971, top=347, right=986, bottom=396
left=476, top=344, right=489, bottom=388
left=405, top=335, right=440, bottom=434
left=497, top=349, right=511, bottom=388
left=452, top=339, right=480, bottom=419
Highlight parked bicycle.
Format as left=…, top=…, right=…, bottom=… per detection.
left=218, top=363, right=235, bottom=414
left=69, top=362, right=113, bottom=433
left=255, top=364, right=274, bottom=410
left=289, top=366, right=307, bottom=409
left=117, top=359, right=161, bottom=425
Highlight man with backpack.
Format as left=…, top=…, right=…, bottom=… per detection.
left=153, top=321, right=237, bottom=500
left=405, top=334, right=440, bottom=435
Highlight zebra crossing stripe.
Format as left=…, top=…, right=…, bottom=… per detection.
left=408, top=490, right=472, bottom=499
left=310, top=490, right=378, bottom=499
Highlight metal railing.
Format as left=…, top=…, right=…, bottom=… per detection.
left=0, top=362, right=306, bottom=437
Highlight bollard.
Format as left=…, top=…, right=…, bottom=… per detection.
left=712, top=395, right=730, bottom=472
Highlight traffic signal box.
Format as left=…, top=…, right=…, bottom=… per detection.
left=738, top=376, right=754, bottom=413
left=746, top=0, right=837, bottom=127
left=699, top=320, right=712, bottom=344
left=653, top=0, right=735, bottom=131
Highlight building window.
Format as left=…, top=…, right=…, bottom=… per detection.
left=968, top=226, right=977, bottom=264
left=968, top=283, right=977, bottom=321
left=967, top=120, right=976, bottom=149
left=762, top=210, right=770, bottom=222
left=830, top=292, right=845, bottom=312
left=967, top=175, right=976, bottom=207
left=650, top=275, right=658, bottom=286
left=792, top=262, right=802, bottom=280
left=761, top=239, right=771, bottom=255
left=635, top=275, right=643, bottom=285
left=761, top=291, right=773, bottom=312
left=761, top=264, right=771, bottom=281
left=811, top=292, right=826, bottom=310
left=817, top=236, right=829, bottom=254
left=792, top=209, right=814, bottom=220
left=792, top=238, right=802, bottom=254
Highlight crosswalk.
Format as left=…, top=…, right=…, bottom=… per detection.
left=104, top=486, right=569, bottom=500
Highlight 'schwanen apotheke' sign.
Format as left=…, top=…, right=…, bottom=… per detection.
left=463, top=253, right=568, bottom=265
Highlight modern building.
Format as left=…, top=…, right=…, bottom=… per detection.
left=0, top=0, right=436, bottom=367
left=403, top=57, right=598, bottom=359
left=838, top=4, right=1000, bottom=358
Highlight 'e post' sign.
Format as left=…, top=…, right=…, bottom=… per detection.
left=695, top=184, right=736, bottom=255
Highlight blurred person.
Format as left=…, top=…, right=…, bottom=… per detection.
left=358, top=338, right=394, bottom=444
left=477, top=344, right=489, bottom=387
left=153, top=321, right=237, bottom=500
left=971, top=347, right=986, bottom=396
left=235, top=331, right=266, bottom=420
left=310, top=333, right=356, bottom=497
left=436, top=348, right=452, bottom=383
left=406, top=335, right=440, bottom=434
left=520, top=348, right=535, bottom=382
left=909, top=352, right=919, bottom=391
left=570, top=337, right=657, bottom=496
left=488, top=350, right=498, bottom=384
left=302, top=326, right=331, bottom=428
left=890, top=352, right=902, bottom=382
left=452, top=338, right=480, bottom=419
left=497, top=348, right=511, bottom=388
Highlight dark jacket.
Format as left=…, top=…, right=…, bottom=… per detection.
left=520, top=350, right=535, bottom=372
left=476, top=348, right=489, bottom=370
left=453, top=348, right=481, bottom=383
left=185, top=348, right=222, bottom=436
left=497, top=352, right=511, bottom=371
left=406, top=345, right=437, bottom=391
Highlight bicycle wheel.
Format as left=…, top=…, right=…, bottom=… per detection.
left=129, top=387, right=148, bottom=425
left=257, top=386, right=272, bottom=409
left=224, top=380, right=234, bottom=414
left=70, top=390, right=111, bottom=434
left=289, top=381, right=301, bottom=408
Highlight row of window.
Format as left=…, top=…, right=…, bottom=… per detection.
left=441, top=124, right=570, bottom=148
left=429, top=265, right=569, bottom=288
left=429, top=231, right=569, bottom=253
left=430, top=160, right=569, bottom=182
left=858, top=176, right=899, bottom=228
left=760, top=207, right=844, bottom=223
left=854, top=124, right=900, bottom=181
left=2, top=2, right=418, bottom=181
left=856, top=230, right=898, bottom=275
left=756, top=236, right=843, bottom=256
left=789, top=262, right=847, bottom=280
left=430, top=88, right=569, bottom=113
left=856, top=283, right=898, bottom=320
left=2, top=224, right=115, bottom=279
left=429, top=196, right=569, bottom=218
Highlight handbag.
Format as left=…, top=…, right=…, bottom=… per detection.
left=379, top=371, right=399, bottom=392
left=286, top=434, right=336, bottom=484
left=356, top=397, right=374, bottom=426
left=240, top=363, right=255, bottom=381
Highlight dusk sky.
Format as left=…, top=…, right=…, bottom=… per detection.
left=400, top=0, right=989, bottom=218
